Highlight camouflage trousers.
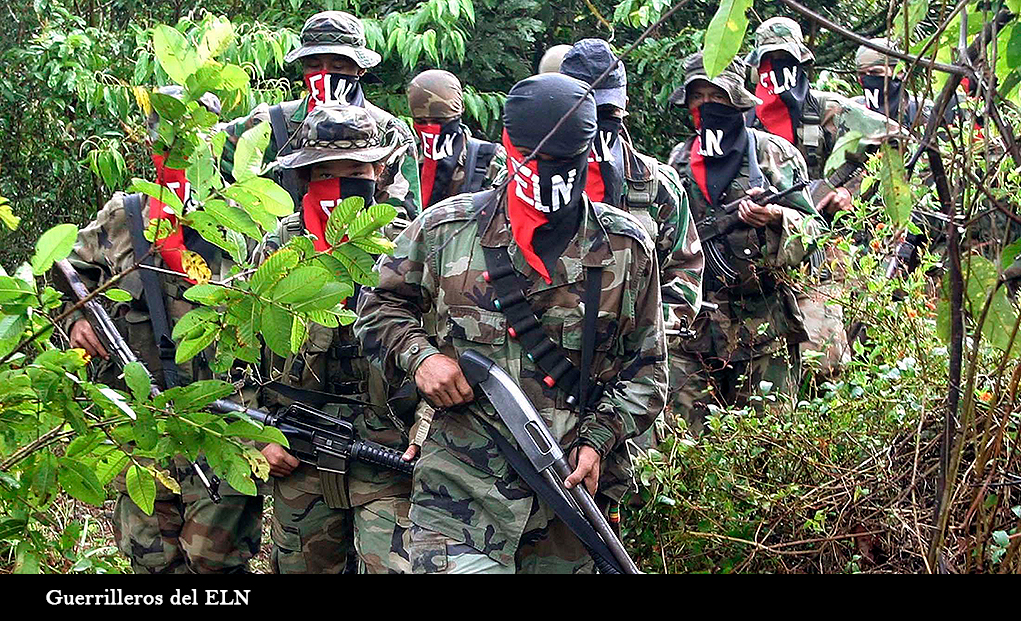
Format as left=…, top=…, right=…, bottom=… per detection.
left=658, top=340, right=800, bottom=437
left=270, top=469, right=412, bottom=574
left=797, top=282, right=850, bottom=382
left=112, top=460, right=262, bottom=574
left=407, top=496, right=616, bottom=574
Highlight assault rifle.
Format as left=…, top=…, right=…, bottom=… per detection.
left=54, top=259, right=414, bottom=500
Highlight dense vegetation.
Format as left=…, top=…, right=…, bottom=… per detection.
left=0, top=0, right=1019, bottom=573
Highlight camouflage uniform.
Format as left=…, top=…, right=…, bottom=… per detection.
left=407, top=69, right=506, bottom=205
left=220, top=12, right=421, bottom=218
left=852, top=38, right=952, bottom=128
left=64, top=192, right=262, bottom=574
left=745, top=19, right=900, bottom=379
left=665, top=54, right=825, bottom=434
left=256, top=105, right=417, bottom=574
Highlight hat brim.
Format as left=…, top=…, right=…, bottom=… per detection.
left=285, top=44, right=382, bottom=69
left=276, top=144, right=396, bottom=170
left=593, top=86, right=627, bottom=110
left=746, top=43, right=815, bottom=67
left=670, top=76, right=762, bottom=110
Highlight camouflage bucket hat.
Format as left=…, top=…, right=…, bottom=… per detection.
left=745, top=17, right=815, bottom=67
left=407, top=69, right=464, bottom=120
left=284, top=11, right=382, bottom=69
left=538, top=44, right=572, bottom=73
left=668, top=52, right=762, bottom=110
left=276, top=105, right=397, bottom=169
left=856, top=38, right=896, bottom=70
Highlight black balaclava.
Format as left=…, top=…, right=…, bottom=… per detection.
left=693, top=101, right=749, bottom=207
left=589, top=110, right=625, bottom=206
left=503, top=73, right=597, bottom=281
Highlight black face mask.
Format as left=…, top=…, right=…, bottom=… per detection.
left=768, top=55, right=810, bottom=126
left=417, top=116, right=465, bottom=208
left=696, top=102, right=749, bottom=207
left=532, top=149, right=589, bottom=272
left=305, top=71, right=367, bottom=108
left=860, top=74, right=903, bottom=118
left=591, top=114, right=625, bottom=206
left=338, top=177, right=377, bottom=207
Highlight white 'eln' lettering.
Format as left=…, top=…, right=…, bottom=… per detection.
left=700, top=129, right=724, bottom=157
left=864, top=88, right=881, bottom=109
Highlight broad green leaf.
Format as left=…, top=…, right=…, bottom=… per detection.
left=250, top=248, right=299, bottom=295
left=233, top=121, right=271, bottom=182
left=153, top=24, right=199, bottom=85
left=878, top=144, right=912, bottom=227
left=197, top=16, right=235, bottom=63
left=702, top=0, right=752, bottom=79
left=66, top=432, right=104, bottom=458
left=271, top=266, right=330, bottom=303
left=0, top=518, right=27, bottom=541
left=176, top=325, right=217, bottom=364
left=95, top=450, right=130, bottom=486
left=154, top=468, right=182, bottom=495
left=325, top=195, right=365, bottom=246
left=261, top=304, right=294, bottom=357
left=1003, top=237, right=1021, bottom=269
left=992, top=530, right=1010, bottom=547
left=0, top=196, right=20, bottom=230
left=219, top=64, right=250, bottom=90
left=223, top=176, right=292, bottom=220
left=126, top=465, right=157, bottom=515
left=172, top=306, right=219, bottom=341
left=241, top=445, right=270, bottom=481
left=31, top=223, right=78, bottom=275
left=31, top=453, right=58, bottom=499
left=225, top=456, right=258, bottom=495
left=351, top=236, right=396, bottom=255
left=58, top=457, right=106, bottom=506
left=290, top=313, right=308, bottom=352
left=284, top=235, right=316, bottom=259
left=130, top=178, right=184, bottom=214
left=13, top=542, right=39, bottom=574
left=293, top=280, right=354, bottom=312
left=123, top=361, right=152, bottom=401
left=824, top=131, right=863, bottom=178
left=307, top=309, right=340, bottom=328
left=892, top=0, right=931, bottom=46
left=148, top=90, right=187, bottom=121
left=175, top=380, right=235, bottom=411
left=223, top=419, right=289, bottom=446
left=333, top=244, right=379, bottom=286
left=961, top=254, right=1021, bottom=358
left=346, top=203, right=397, bottom=240
left=1007, top=24, right=1021, bottom=70
left=103, top=288, right=132, bottom=302
left=0, top=276, right=34, bottom=302
left=133, top=407, right=158, bottom=450
left=183, top=283, right=228, bottom=306
left=204, top=199, right=262, bottom=240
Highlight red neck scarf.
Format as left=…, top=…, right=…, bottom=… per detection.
left=755, top=57, right=795, bottom=143
left=585, top=153, right=606, bottom=202
left=414, top=122, right=442, bottom=208
left=303, top=178, right=344, bottom=252
left=149, top=153, right=190, bottom=277
left=502, top=130, right=553, bottom=284
left=688, top=107, right=712, bottom=204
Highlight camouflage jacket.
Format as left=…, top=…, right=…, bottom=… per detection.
left=749, top=89, right=902, bottom=182
left=220, top=96, right=421, bottom=218
left=416, top=125, right=507, bottom=203
left=619, top=134, right=704, bottom=327
left=669, top=129, right=825, bottom=360
left=254, top=213, right=412, bottom=508
left=354, top=192, right=667, bottom=566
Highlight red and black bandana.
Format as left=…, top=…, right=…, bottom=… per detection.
left=302, top=177, right=377, bottom=252
left=689, top=102, right=748, bottom=207
left=414, top=117, right=464, bottom=209
left=585, top=116, right=625, bottom=205
left=755, top=56, right=810, bottom=144
left=304, top=71, right=366, bottom=113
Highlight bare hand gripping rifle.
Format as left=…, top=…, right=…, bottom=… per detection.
left=54, top=259, right=414, bottom=501
left=459, top=349, right=641, bottom=574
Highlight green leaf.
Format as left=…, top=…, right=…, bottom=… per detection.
left=176, top=326, right=217, bottom=364
left=878, top=144, right=912, bottom=227
left=95, top=450, right=130, bottom=486
left=892, top=0, right=931, bottom=46
left=183, top=283, right=228, bottom=306
left=346, top=203, right=397, bottom=240
left=223, top=176, right=292, bottom=219
left=250, top=248, right=299, bottom=295
left=0, top=195, right=20, bottom=230
left=58, top=457, right=106, bottom=506
left=290, top=313, right=308, bottom=352
left=13, top=542, right=39, bottom=574
left=1007, top=24, right=1021, bottom=70
left=992, top=530, right=1010, bottom=548
left=261, top=304, right=294, bottom=357
left=31, top=223, right=78, bottom=275
left=233, top=121, right=271, bottom=182
left=103, top=288, right=132, bottom=302
left=204, top=199, right=262, bottom=240
left=226, top=457, right=258, bottom=496
left=66, top=432, right=104, bottom=458
left=325, top=195, right=364, bottom=245
left=126, top=465, right=157, bottom=515
left=0, top=276, right=34, bottom=302
left=293, top=280, right=354, bottom=312
left=130, top=178, right=184, bottom=215
left=172, top=306, right=219, bottom=341
left=271, top=266, right=330, bottom=303
left=148, top=90, right=187, bottom=121
left=133, top=407, right=158, bottom=450
left=824, top=131, right=863, bottom=178
left=702, top=0, right=752, bottom=79
left=153, top=24, right=200, bottom=85
left=351, top=236, right=396, bottom=255
left=224, top=419, right=289, bottom=446
left=333, top=244, right=379, bottom=286
left=197, top=16, right=235, bottom=63
left=961, top=254, right=1021, bottom=358
left=175, top=380, right=235, bottom=411
left=124, top=361, right=152, bottom=401
left=32, top=453, right=58, bottom=499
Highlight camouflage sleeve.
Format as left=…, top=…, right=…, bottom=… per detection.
left=651, top=163, right=703, bottom=327
left=579, top=234, right=667, bottom=456
left=484, top=144, right=508, bottom=189
left=354, top=213, right=441, bottom=382
left=219, top=103, right=276, bottom=183
left=758, top=133, right=827, bottom=267
left=375, top=117, right=422, bottom=221
left=819, top=91, right=903, bottom=174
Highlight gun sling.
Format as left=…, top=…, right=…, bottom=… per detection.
left=462, top=138, right=498, bottom=193
left=268, top=104, right=303, bottom=208
left=472, top=190, right=605, bottom=412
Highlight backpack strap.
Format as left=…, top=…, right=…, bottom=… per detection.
left=745, top=129, right=766, bottom=190
left=123, top=193, right=181, bottom=389
left=471, top=191, right=604, bottom=412
left=463, top=138, right=498, bottom=193
left=268, top=104, right=303, bottom=209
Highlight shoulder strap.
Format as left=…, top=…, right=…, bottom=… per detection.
left=471, top=193, right=604, bottom=412
left=463, top=138, right=499, bottom=193
left=123, top=193, right=181, bottom=389
left=268, top=104, right=303, bottom=209
left=745, top=129, right=766, bottom=190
